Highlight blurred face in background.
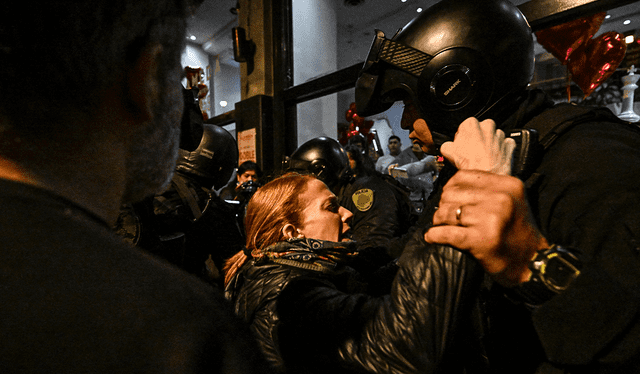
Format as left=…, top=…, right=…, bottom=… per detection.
left=238, top=169, right=258, bottom=185
left=388, top=138, right=401, bottom=156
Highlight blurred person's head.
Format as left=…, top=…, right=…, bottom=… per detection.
left=411, top=142, right=425, bottom=159
left=0, top=0, right=198, bottom=203
left=347, top=134, right=367, bottom=154
left=387, top=135, right=401, bottom=156
left=346, top=145, right=375, bottom=178
left=176, top=124, right=238, bottom=190
left=237, top=161, right=262, bottom=185
left=284, top=137, right=353, bottom=193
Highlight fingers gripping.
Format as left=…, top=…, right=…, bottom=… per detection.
left=440, top=118, right=516, bottom=175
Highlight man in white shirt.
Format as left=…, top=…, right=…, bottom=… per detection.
left=375, top=135, right=402, bottom=174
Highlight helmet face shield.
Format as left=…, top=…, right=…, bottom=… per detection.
left=356, top=29, right=431, bottom=118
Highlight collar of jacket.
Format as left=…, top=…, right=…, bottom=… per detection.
left=500, top=88, right=556, bottom=131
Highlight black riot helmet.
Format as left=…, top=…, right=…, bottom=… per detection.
left=283, top=137, right=353, bottom=192
left=355, top=0, right=535, bottom=141
left=175, top=124, right=239, bottom=190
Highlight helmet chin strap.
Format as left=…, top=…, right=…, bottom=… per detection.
left=476, top=86, right=529, bottom=129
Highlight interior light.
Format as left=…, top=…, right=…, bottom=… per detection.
left=190, top=35, right=196, bottom=40
left=626, top=35, right=635, bottom=44
left=624, top=20, right=631, bottom=25
left=416, top=7, right=422, bottom=12
left=401, top=0, right=407, bottom=2
left=605, top=14, right=611, bottom=19
left=220, top=101, right=228, bottom=108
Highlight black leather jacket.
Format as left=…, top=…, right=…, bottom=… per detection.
left=225, top=233, right=484, bottom=374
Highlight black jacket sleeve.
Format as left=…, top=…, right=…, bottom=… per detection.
left=529, top=120, right=640, bottom=370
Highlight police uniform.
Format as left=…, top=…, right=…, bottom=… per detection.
left=338, top=173, right=413, bottom=263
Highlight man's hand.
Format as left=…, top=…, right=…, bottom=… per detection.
left=387, top=163, right=399, bottom=175
left=425, top=170, right=548, bottom=286
left=440, top=117, right=516, bottom=175
left=426, top=117, right=545, bottom=286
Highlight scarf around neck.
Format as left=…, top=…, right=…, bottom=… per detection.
left=252, top=238, right=359, bottom=273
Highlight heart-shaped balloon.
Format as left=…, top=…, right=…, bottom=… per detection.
left=535, top=12, right=606, bottom=64
left=345, top=108, right=354, bottom=122
left=567, top=31, right=627, bottom=97
left=345, top=102, right=357, bottom=122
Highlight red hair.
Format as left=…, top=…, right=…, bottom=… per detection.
left=223, top=173, right=315, bottom=286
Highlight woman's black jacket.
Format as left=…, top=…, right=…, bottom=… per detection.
left=224, top=231, right=485, bottom=374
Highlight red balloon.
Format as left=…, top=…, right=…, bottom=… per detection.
left=353, top=116, right=364, bottom=129
left=535, top=12, right=606, bottom=64
left=568, top=31, right=626, bottom=97
left=345, top=109, right=354, bottom=122
left=345, top=102, right=358, bottom=122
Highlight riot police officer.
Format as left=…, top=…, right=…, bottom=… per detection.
left=116, top=124, right=243, bottom=286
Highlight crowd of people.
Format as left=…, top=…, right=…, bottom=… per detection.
left=1, top=0, right=639, bottom=373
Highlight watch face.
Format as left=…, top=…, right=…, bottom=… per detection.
left=542, top=254, right=580, bottom=291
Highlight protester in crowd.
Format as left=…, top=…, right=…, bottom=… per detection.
left=219, top=160, right=263, bottom=203
left=0, top=1, right=269, bottom=372
left=347, top=132, right=378, bottom=168
left=374, top=135, right=402, bottom=174
left=391, top=142, right=426, bottom=169
left=386, top=142, right=441, bottom=215
left=223, top=172, right=484, bottom=374
left=355, top=0, right=640, bottom=371
left=219, top=160, right=264, bottom=236
left=153, top=124, right=243, bottom=284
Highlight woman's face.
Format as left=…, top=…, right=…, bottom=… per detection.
left=297, top=179, right=353, bottom=242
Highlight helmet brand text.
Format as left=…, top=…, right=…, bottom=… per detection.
left=444, top=79, right=461, bottom=96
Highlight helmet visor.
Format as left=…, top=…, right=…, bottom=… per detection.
left=355, top=29, right=433, bottom=117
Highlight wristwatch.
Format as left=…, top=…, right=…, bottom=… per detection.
left=511, top=244, right=582, bottom=306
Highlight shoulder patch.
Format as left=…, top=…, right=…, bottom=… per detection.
left=352, top=188, right=374, bottom=212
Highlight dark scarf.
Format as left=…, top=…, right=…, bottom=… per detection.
left=252, top=238, right=359, bottom=274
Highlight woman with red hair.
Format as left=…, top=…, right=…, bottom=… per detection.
left=224, top=172, right=483, bottom=374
